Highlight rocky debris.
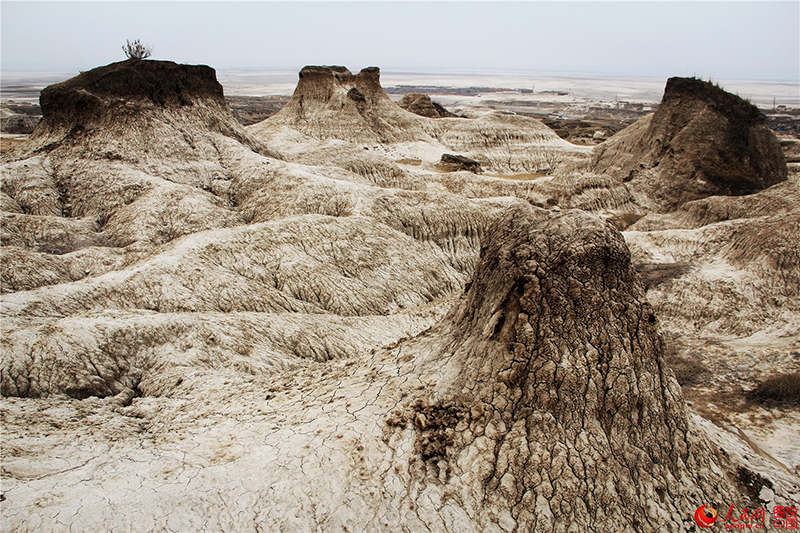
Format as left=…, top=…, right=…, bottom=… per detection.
left=437, top=153, right=482, bottom=173
left=397, top=92, right=456, bottom=118
left=592, top=77, right=787, bottom=211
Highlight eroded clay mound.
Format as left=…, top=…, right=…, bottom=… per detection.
left=398, top=92, right=456, bottom=118
left=1, top=63, right=773, bottom=530
left=391, top=204, right=739, bottom=531
left=0, top=214, right=467, bottom=398
left=631, top=179, right=800, bottom=231
left=592, top=77, right=787, bottom=211
left=27, top=59, right=263, bottom=154
left=625, top=178, right=800, bottom=338
left=40, top=59, right=223, bottom=119
left=0, top=60, right=275, bottom=269
left=256, top=65, right=432, bottom=143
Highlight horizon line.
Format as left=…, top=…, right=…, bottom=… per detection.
left=2, top=65, right=799, bottom=85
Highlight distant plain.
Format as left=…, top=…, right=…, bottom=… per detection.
left=3, top=69, right=799, bottom=108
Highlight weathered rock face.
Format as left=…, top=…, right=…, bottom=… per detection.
left=39, top=59, right=224, bottom=125
left=398, top=92, right=456, bottom=118
left=591, top=77, right=787, bottom=211
left=291, top=65, right=378, bottom=104
left=28, top=59, right=263, bottom=155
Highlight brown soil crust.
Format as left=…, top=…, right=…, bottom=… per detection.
left=39, top=59, right=226, bottom=129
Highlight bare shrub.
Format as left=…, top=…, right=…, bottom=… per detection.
left=122, top=39, right=152, bottom=60
left=323, top=195, right=354, bottom=217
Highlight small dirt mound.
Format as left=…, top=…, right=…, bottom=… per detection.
left=398, top=92, right=456, bottom=118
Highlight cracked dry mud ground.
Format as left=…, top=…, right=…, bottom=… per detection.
left=2, top=62, right=799, bottom=531
left=0, top=207, right=745, bottom=531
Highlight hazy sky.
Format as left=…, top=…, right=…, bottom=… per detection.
left=1, top=1, right=798, bottom=81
